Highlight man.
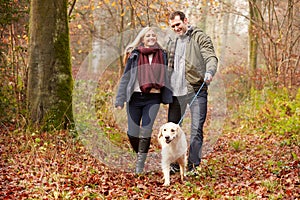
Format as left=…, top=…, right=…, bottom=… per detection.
left=166, top=11, right=218, bottom=175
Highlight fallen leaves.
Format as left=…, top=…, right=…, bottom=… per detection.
left=0, top=124, right=299, bottom=199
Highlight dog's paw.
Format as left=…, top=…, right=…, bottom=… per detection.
left=181, top=176, right=186, bottom=183
left=163, top=182, right=170, bottom=186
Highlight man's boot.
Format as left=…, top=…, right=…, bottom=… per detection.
left=135, top=128, right=152, bottom=174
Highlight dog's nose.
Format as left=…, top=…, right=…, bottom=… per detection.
left=165, top=136, right=170, bottom=140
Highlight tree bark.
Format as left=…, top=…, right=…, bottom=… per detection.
left=219, top=0, right=231, bottom=69
left=27, top=0, right=74, bottom=130
left=199, top=0, right=208, bottom=32
left=248, top=0, right=261, bottom=88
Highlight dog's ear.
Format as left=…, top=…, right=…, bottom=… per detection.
left=175, top=124, right=184, bottom=134
left=158, top=125, right=163, bottom=139
left=175, top=124, right=180, bottom=132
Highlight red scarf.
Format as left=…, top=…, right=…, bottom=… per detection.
left=137, top=46, right=165, bottom=93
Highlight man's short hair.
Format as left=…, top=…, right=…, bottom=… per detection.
left=169, top=11, right=186, bottom=21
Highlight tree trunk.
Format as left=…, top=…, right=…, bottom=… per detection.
left=27, top=0, right=74, bottom=130
left=198, top=0, right=208, bottom=32
left=219, top=0, right=231, bottom=69
left=248, top=0, right=261, bottom=88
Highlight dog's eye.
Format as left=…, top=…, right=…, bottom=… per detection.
left=163, top=129, right=167, bottom=131
left=171, top=129, right=175, bottom=132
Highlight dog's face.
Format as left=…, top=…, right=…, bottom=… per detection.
left=158, top=122, right=180, bottom=144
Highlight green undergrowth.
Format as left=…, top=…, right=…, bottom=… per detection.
left=233, top=87, right=300, bottom=144
left=94, top=70, right=127, bottom=145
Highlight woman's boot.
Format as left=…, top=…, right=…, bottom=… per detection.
left=135, top=128, right=152, bottom=174
left=127, top=133, right=139, bottom=153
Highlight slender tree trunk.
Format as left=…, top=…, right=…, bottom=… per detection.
left=27, top=0, right=74, bottom=130
left=119, top=0, right=125, bottom=76
left=248, top=0, right=261, bottom=88
left=199, top=0, right=208, bottom=32
left=219, top=0, right=231, bottom=69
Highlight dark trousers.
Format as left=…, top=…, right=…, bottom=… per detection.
left=127, top=92, right=161, bottom=137
left=168, top=90, right=208, bottom=166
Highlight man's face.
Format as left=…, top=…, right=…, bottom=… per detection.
left=169, top=15, right=188, bottom=36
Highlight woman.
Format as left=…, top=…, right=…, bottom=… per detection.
left=115, top=27, right=172, bottom=174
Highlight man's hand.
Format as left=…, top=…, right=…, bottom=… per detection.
left=205, top=73, right=213, bottom=83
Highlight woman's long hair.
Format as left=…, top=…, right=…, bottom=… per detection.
left=123, top=27, right=164, bottom=63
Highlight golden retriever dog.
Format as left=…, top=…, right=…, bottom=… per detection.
left=158, top=122, right=187, bottom=186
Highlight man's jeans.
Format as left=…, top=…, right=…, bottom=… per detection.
left=168, top=90, right=208, bottom=166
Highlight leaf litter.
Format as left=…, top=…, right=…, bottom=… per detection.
left=0, top=124, right=299, bottom=199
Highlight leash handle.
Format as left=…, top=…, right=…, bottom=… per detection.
left=177, top=77, right=208, bottom=125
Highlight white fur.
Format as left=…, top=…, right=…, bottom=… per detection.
left=158, top=122, right=187, bottom=186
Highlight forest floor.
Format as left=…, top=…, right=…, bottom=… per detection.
left=0, top=119, right=299, bottom=200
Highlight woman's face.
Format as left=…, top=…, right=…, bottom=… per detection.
left=142, top=30, right=157, bottom=47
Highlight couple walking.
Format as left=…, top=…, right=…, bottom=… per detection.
left=115, top=11, right=218, bottom=175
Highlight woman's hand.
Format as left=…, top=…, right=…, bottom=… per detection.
left=116, top=106, right=123, bottom=110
